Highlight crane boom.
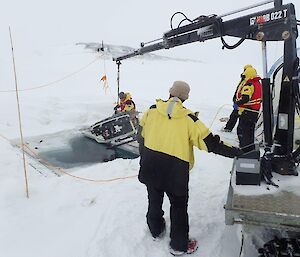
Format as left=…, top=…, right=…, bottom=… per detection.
left=114, top=0, right=299, bottom=175
left=113, top=2, right=297, bottom=62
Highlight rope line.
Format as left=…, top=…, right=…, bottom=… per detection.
left=1, top=102, right=263, bottom=183
left=23, top=144, right=138, bottom=183
left=0, top=57, right=99, bottom=93
left=208, top=103, right=232, bottom=128
left=0, top=131, right=138, bottom=183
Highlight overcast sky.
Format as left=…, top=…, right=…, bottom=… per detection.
left=1, top=0, right=299, bottom=51
left=0, top=0, right=299, bottom=105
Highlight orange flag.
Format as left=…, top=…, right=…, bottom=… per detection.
left=100, top=74, right=109, bottom=93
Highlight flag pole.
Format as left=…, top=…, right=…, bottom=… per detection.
left=9, top=26, right=30, bottom=198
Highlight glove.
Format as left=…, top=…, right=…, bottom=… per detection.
left=232, top=147, right=244, bottom=157
left=114, top=105, right=119, bottom=111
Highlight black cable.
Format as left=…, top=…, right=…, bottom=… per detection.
left=239, top=231, right=244, bottom=257
left=170, top=12, right=193, bottom=30
left=177, top=18, right=191, bottom=29
left=215, top=19, right=247, bottom=50
left=220, top=34, right=246, bottom=50
left=272, top=62, right=284, bottom=100
left=292, top=66, right=300, bottom=116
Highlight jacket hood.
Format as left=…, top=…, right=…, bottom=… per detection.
left=120, top=92, right=132, bottom=102
left=242, top=67, right=257, bottom=80
left=156, top=97, right=191, bottom=119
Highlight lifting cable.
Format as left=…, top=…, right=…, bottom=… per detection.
left=0, top=57, right=99, bottom=93
left=99, top=41, right=109, bottom=94
left=0, top=99, right=257, bottom=184
left=116, top=60, right=121, bottom=102
left=0, top=36, right=137, bottom=184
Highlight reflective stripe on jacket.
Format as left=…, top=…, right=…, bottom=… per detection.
left=119, top=93, right=136, bottom=112
left=237, top=77, right=262, bottom=112
left=139, top=97, right=211, bottom=170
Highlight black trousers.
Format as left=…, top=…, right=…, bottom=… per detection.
left=224, top=109, right=239, bottom=131
left=237, top=110, right=258, bottom=152
left=139, top=147, right=190, bottom=251
left=146, top=185, right=189, bottom=251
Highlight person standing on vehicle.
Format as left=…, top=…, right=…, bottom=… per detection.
left=138, top=81, right=243, bottom=256
left=223, top=64, right=253, bottom=132
left=235, top=65, right=262, bottom=152
left=114, top=91, right=136, bottom=113
left=114, top=91, right=138, bottom=126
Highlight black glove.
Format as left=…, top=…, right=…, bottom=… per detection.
left=204, top=133, right=243, bottom=158
left=232, top=147, right=244, bottom=157
left=114, top=105, right=119, bottom=111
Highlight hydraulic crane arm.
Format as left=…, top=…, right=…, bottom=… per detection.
left=113, top=0, right=299, bottom=175
left=114, top=2, right=298, bottom=62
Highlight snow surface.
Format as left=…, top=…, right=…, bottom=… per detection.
left=0, top=0, right=300, bottom=257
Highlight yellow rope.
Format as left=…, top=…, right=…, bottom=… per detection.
left=0, top=132, right=138, bottom=183
left=0, top=57, right=99, bottom=93
left=23, top=144, right=138, bottom=183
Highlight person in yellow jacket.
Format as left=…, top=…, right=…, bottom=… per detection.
left=114, top=92, right=136, bottom=113
left=234, top=66, right=262, bottom=152
left=114, top=91, right=138, bottom=125
left=138, top=81, right=242, bottom=256
left=223, top=64, right=253, bottom=132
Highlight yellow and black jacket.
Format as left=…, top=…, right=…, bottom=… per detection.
left=119, top=93, right=136, bottom=112
left=235, top=67, right=262, bottom=114
left=138, top=97, right=240, bottom=194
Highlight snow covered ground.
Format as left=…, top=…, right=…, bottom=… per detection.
left=0, top=0, right=300, bottom=257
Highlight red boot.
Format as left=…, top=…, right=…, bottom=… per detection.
left=169, top=238, right=198, bottom=256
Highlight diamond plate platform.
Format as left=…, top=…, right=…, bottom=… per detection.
left=225, top=162, right=300, bottom=231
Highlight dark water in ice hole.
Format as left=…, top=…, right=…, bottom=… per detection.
left=38, top=135, right=138, bottom=169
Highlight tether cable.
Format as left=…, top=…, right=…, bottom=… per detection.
left=239, top=230, right=244, bottom=257
left=22, top=144, right=138, bottom=183
left=0, top=57, right=99, bottom=93
left=9, top=26, right=30, bottom=198
left=0, top=131, right=138, bottom=183
left=208, top=103, right=232, bottom=128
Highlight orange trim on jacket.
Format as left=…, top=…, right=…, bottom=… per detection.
left=237, top=77, right=262, bottom=111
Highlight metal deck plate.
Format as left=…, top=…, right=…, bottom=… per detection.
left=225, top=164, right=300, bottom=231
left=232, top=191, right=300, bottom=215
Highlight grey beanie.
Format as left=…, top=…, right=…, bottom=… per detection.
left=169, top=81, right=190, bottom=101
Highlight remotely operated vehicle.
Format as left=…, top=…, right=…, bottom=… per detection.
left=81, top=111, right=139, bottom=156
left=82, top=112, right=138, bottom=147
left=113, top=0, right=300, bottom=256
